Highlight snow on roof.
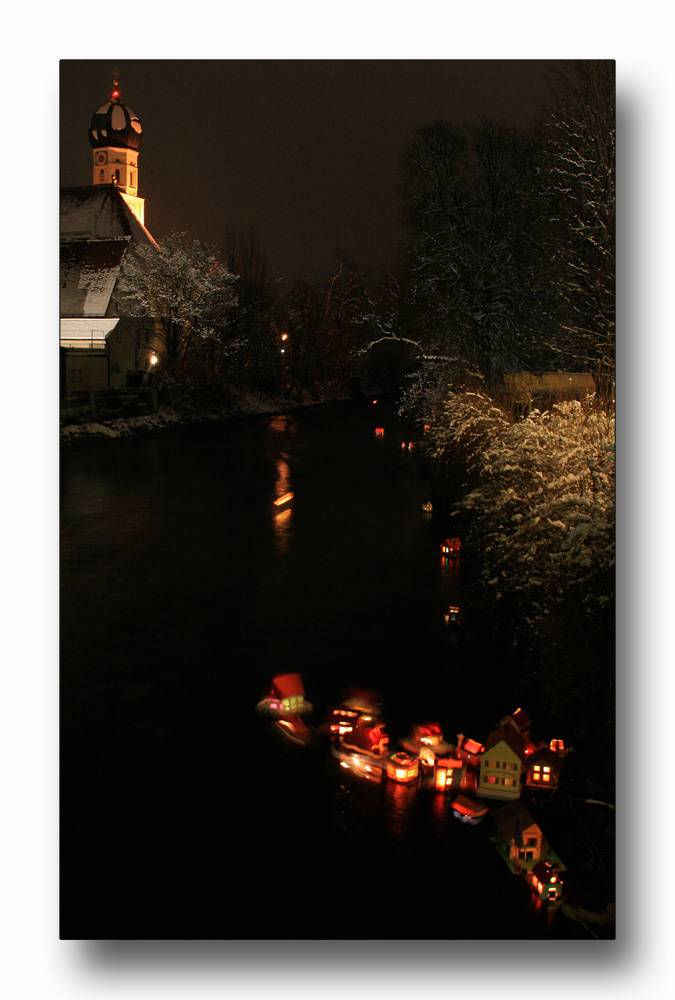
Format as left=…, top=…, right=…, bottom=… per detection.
left=60, top=186, right=156, bottom=247
left=60, top=237, right=129, bottom=317
left=60, top=317, right=120, bottom=349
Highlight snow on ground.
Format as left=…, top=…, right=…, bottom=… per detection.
left=59, top=391, right=346, bottom=445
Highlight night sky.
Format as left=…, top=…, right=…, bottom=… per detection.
left=60, top=60, right=564, bottom=284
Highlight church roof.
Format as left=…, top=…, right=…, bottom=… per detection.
left=60, top=186, right=156, bottom=247
left=60, top=237, right=129, bottom=317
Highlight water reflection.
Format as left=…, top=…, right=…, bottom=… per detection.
left=272, top=455, right=294, bottom=556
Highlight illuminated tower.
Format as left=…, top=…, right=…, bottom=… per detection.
left=88, top=76, right=145, bottom=226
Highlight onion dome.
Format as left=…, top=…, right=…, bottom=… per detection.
left=88, top=81, right=142, bottom=151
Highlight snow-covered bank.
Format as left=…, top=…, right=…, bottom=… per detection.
left=59, top=390, right=353, bottom=446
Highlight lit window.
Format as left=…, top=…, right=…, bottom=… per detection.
left=502, top=777, right=516, bottom=786
left=503, top=761, right=518, bottom=770
left=543, top=773, right=550, bottom=782
left=484, top=775, right=498, bottom=784
left=526, top=837, right=537, bottom=846
left=485, top=759, right=499, bottom=769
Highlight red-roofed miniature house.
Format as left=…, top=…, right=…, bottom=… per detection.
left=499, top=707, right=532, bottom=735
left=269, top=673, right=312, bottom=715
left=478, top=724, right=527, bottom=800
left=492, top=800, right=548, bottom=870
left=524, top=747, right=562, bottom=790
left=455, top=734, right=484, bottom=767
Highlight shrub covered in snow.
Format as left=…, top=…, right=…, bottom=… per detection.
left=428, top=391, right=615, bottom=641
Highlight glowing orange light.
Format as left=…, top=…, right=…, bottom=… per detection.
left=424, top=423, right=431, bottom=433
left=375, top=428, right=384, bottom=436
left=435, top=768, right=447, bottom=790
left=551, top=875, right=557, bottom=883
left=281, top=333, right=288, bottom=341
left=274, top=491, right=294, bottom=506
left=401, top=442, right=406, bottom=450
left=372, top=399, right=377, bottom=404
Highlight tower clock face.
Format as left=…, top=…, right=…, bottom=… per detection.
left=95, top=151, right=107, bottom=165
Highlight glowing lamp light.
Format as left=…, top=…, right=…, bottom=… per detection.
left=274, top=491, right=294, bottom=506
left=281, top=333, right=288, bottom=341
left=435, top=767, right=448, bottom=790
left=424, top=423, right=431, bottom=433
left=150, top=353, right=158, bottom=365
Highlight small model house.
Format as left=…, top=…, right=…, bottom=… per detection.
left=340, top=717, right=389, bottom=758
left=524, top=747, right=562, bottom=791
left=478, top=724, right=527, bottom=800
left=400, top=722, right=452, bottom=757
left=434, top=757, right=466, bottom=792
left=386, top=752, right=419, bottom=784
left=528, top=860, right=564, bottom=902
left=259, top=673, right=312, bottom=715
left=455, top=735, right=484, bottom=767
left=492, top=800, right=548, bottom=871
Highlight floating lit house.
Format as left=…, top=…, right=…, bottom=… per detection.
left=400, top=722, right=453, bottom=758
left=491, top=800, right=548, bottom=871
left=433, top=756, right=466, bottom=792
left=450, top=794, right=489, bottom=825
left=478, top=724, right=527, bottom=800
left=325, top=705, right=361, bottom=736
left=386, top=751, right=419, bottom=784
left=524, top=747, right=562, bottom=791
left=340, top=715, right=389, bottom=759
left=444, top=605, right=462, bottom=627
left=527, top=859, right=564, bottom=902
left=455, top=734, right=484, bottom=767
left=441, top=538, right=461, bottom=556
left=375, top=427, right=385, bottom=437
left=257, top=673, right=312, bottom=716
left=422, top=501, right=433, bottom=513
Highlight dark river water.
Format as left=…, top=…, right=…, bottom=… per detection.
left=60, top=396, right=578, bottom=939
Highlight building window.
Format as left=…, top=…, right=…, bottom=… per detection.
left=526, top=837, right=537, bottom=846
left=502, top=777, right=516, bottom=787
left=69, top=369, right=83, bottom=383
left=503, top=761, right=518, bottom=770
left=99, top=169, right=104, bottom=182
left=484, top=775, right=498, bottom=785
left=485, top=759, right=499, bottom=769
left=130, top=171, right=134, bottom=187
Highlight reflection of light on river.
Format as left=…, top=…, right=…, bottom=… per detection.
left=273, top=455, right=293, bottom=555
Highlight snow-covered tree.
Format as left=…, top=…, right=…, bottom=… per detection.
left=444, top=396, right=615, bottom=635
left=118, top=232, right=238, bottom=370
left=535, top=61, right=615, bottom=390
left=399, top=118, right=537, bottom=384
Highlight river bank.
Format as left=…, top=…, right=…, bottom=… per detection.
left=59, top=388, right=356, bottom=446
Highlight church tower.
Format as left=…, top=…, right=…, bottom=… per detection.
left=88, top=76, right=145, bottom=226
